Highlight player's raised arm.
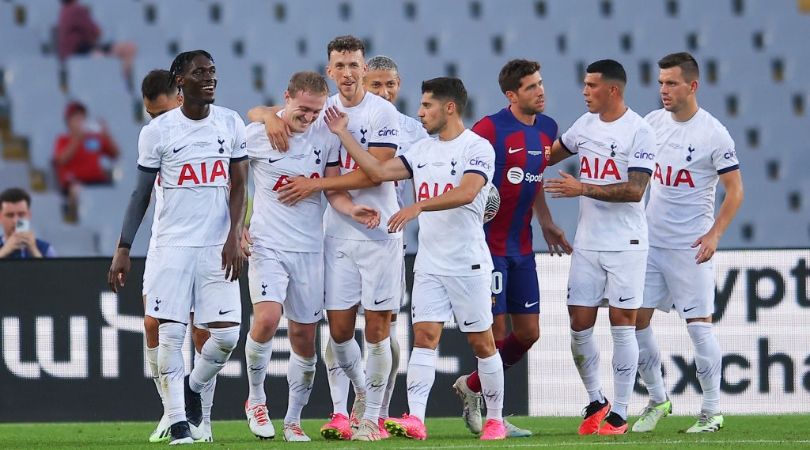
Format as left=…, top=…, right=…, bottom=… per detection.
left=246, top=104, right=291, bottom=151
left=108, top=126, right=160, bottom=292
left=324, top=105, right=411, bottom=183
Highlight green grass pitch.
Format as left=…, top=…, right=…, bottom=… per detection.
left=1, top=415, right=808, bottom=449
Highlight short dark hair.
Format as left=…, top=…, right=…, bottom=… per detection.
left=0, top=187, right=31, bottom=208
left=422, top=77, right=467, bottom=115
left=287, top=71, right=329, bottom=97
left=327, top=35, right=365, bottom=59
left=141, top=69, right=177, bottom=101
left=658, top=52, right=700, bottom=82
left=586, top=59, right=627, bottom=85
left=168, top=50, right=214, bottom=86
left=498, top=59, right=541, bottom=94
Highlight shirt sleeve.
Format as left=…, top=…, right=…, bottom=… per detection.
left=136, top=124, right=162, bottom=172
left=627, top=123, right=657, bottom=175
left=245, top=123, right=267, bottom=159
left=231, top=113, right=248, bottom=162
left=399, top=142, right=420, bottom=179
left=368, top=101, right=400, bottom=150
left=471, top=116, right=496, bottom=145
left=711, top=126, right=740, bottom=174
left=559, top=115, right=584, bottom=154
left=463, top=138, right=495, bottom=183
left=326, top=135, right=341, bottom=166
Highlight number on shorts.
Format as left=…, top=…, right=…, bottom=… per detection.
left=491, top=271, right=503, bottom=295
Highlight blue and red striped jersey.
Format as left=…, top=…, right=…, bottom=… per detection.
left=472, top=106, right=557, bottom=256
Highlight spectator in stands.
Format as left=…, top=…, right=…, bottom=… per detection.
left=56, top=0, right=137, bottom=90
left=0, top=188, right=56, bottom=259
left=53, top=101, right=120, bottom=222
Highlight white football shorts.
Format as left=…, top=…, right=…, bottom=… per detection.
left=411, top=271, right=493, bottom=333
left=248, top=246, right=324, bottom=324
left=144, top=245, right=241, bottom=326
left=567, top=248, right=647, bottom=309
left=642, top=246, right=715, bottom=319
left=324, top=236, right=403, bottom=312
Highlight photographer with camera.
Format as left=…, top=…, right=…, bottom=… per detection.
left=0, top=188, right=56, bottom=259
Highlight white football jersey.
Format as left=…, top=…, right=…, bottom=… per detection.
left=401, top=129, right=495, bottom=276
left=246, top=115, right=340, bottom=252
left=137, top=105, right=247, bottom=247
left=323, top=92, right=402, bottom=240
left=644, top=108, right=739, bottom=249
left=394, top=112, right=430, bottom=208
left=560, top=108, right=656, bottom=251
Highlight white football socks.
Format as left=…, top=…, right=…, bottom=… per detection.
left=381, top=320, right=400, bottom=419
left=157, top=322, right=187, bottom=424
left=284, top=351, right=317, bottom=425
left=363, top=337, right=392, bottom=421
left=331, top=338, right=367, bottom=396
left=324, top=338, right=351, bottom=417
left=477, top=352, right=505, bottom=421
left=405, top=347, right=436, bottom=421
left=688, top=322, right=722, bottom=415
left=190, top=326, right=239, bottom=393
left=146, top=345, right=166, bottom=410
left=194, top=351, right=216, bottom=423
left=245, top=334, right=273, bottom=407
left=571, top=327, right=605, bottom=403
left=610, top=325, right=639, bottom=419
left=636, top=326, right=668, bottom=404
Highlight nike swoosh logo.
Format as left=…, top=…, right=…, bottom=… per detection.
left=577, top=140, right=588, bottom=146
left=172, top=145, right=188, bottom=153
left=508, top=147, right=524, bottom=154
left=218, top=309, right=234, bottom=315
left=314, top=311, right=321, bottom=316
left=618, top=296, right=634, bottom=302
left=463, top=320, right=479, bottom=326
left=683, top=306, right=697, bottom=312
left=369, top=382, right=384, bottom=389
left=373, top=297, right=392, bottom=305
left=417, top=163, right=427, bottom=168
left=524, top=301, right=539, bottom=308
left=268, top=157, right=283, bottom=163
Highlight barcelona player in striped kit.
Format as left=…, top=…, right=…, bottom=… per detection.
left=453, top=59, right=572, bottom=437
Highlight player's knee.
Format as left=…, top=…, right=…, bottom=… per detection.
left=413, top=331, right=440, bottom=350
left=191, top=326, right=210, bottom=348
left=210, top=326, right=240, bottom=353
left=513, top=328, right=540, bottom=346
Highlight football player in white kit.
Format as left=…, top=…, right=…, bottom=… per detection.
left=322, top=77, right=508, bottom=441
left=316, top=54, right=430, bottom=440
left=544, top=59, right=656, bottom=435
left=241, top=71, right=381, bottom=442
left=137, top=69, right=217, bottom=443
left=108, top=50, right=248, bottom=445
left=250, top=36, right=404, bottom=442
left=631, top=52, right=743, bottom=434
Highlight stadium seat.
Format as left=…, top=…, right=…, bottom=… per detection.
left=0, top=161, right=31, bottom=191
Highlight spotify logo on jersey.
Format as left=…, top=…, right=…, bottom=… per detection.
left=507, top=167, right=525, bottom=184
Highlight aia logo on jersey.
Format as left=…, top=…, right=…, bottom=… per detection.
left=653, top=163, right=694, bottom=187
left=340, top=150, right=360, bottom=170
left=580, top=155, right=620, bottom=181
left=178, top=160, right=227, bottom=185
left=272, top=173, right=321, bottom=191
left=417, top=182, right=454, bottom=201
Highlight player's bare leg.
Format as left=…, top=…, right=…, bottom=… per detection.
left=244, top=301, right=281, bottom=439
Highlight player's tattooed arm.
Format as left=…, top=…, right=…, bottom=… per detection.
left=108, top=169, right=157, bottom=292
left=246, top=105, right=290, bottom=151
left=545, top=170, right=650, bottom=203
left=222, top=159, right=248, bottom=281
